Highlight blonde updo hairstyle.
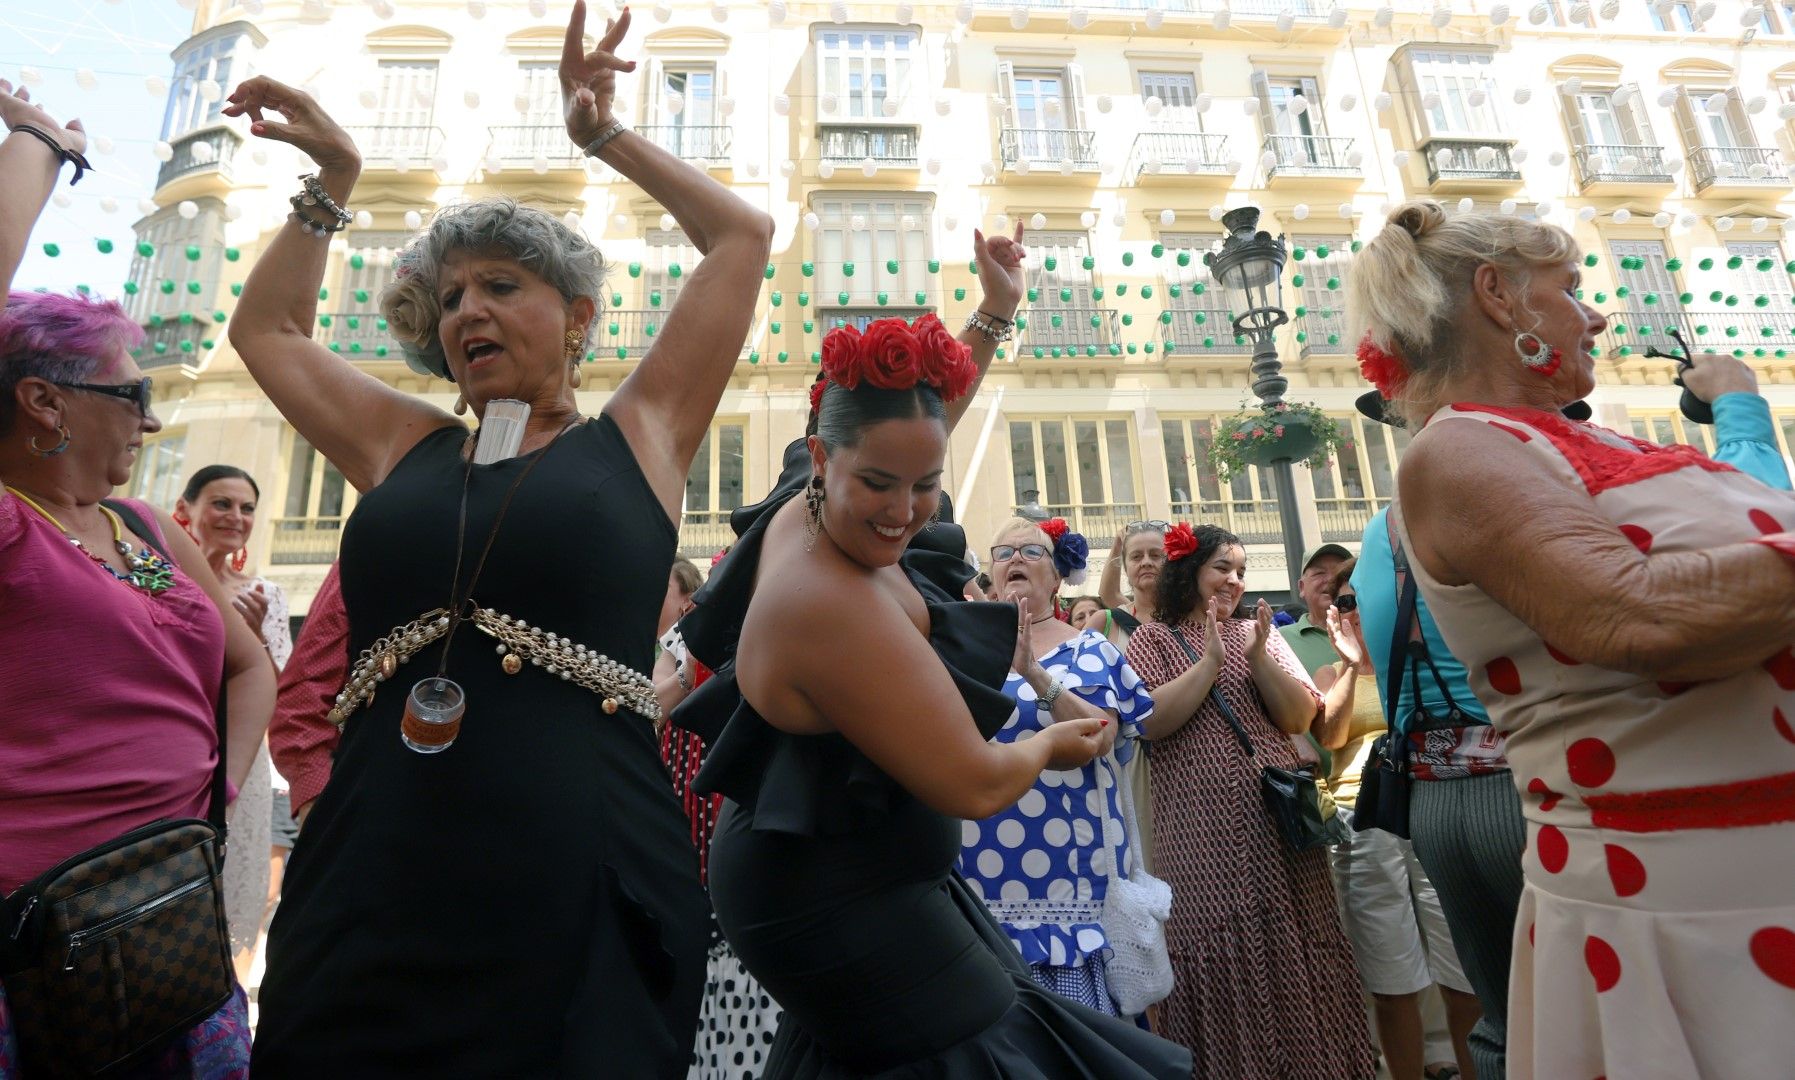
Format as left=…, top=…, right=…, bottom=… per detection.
left=1347, top=199, right=1578, bottom=425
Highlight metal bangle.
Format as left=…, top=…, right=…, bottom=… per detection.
left=297, top=173, right=353, bottom=224
left=582, top=119, right=628, bottom=158
left=964, top=309, right=1014, bottom=343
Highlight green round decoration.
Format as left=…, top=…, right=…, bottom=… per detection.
left=914, top=291, right=927, bottom=305
left=669, top=264, right=682, bottom=279
left=877, top=292, right=889, bottom=306
left=617, top=347, right=629, bottom=360
left=1127, top=343, right=1138, bottom=355
left=1015, top=316, right=1029, bottom=330
left=1644, top=293, right=1658, bottom=305
left=1291, top=274, right=1304, bottom=287
left=179, top=312, right=194, bottom=325
left=1617, top=345, right=1631, bottom=356
left=650, top=290, right=662, bottom=307
left=1034, top=346, right=1046, bottom=359
left=1665, top=258, right=1682, bottom=271
left=1709, top=291, right=1724, bottom=303
left=770, top=321, right=782, bottom=334
left=1082, top=256, right=1095, bottom=271
left=927, top=259, right=940, bottom=273
left=749, top=350, right=760, bottom=364
left=1679, top=292, right=1693, bottom=304
left=1044, top=256, right=1057, bottom=272
left=763, top=264, right=775, bottom=279
left=1151, top=244, right=1164, bottom=258
left=645, top=322, right=658, bottom=337
left=1176, top=252, right=1191, bottom=267
left=1139, top=285, right=1153, bottom=299
left=885, top=259, right=899, bottom=274
left=1143, top=342, right=1155, bottom=354
left=1160, top=342, right=1173, bottom=356
left=804, top=320, right=814, bottom=333
left=1202, top=337, right=1214, bottom=349
left=1160, top=311, right=1173, bottom=324
left=351, top=254, right=366, bottom=270
left=628, top=262, right=642, bottom=278
left=348, top=342, right=362, bottom=354
left=1109, top=343, right=1121, bottom=356
left=968, top=260, right=979, bottom=274
left=1326, top=277, right=1339, bottom=291
left=1121, top=313, right=1133, bottom=326
left=153, top=341, right=168, bottom=354
left=1115, top=283, right=1128, bottom=296
left=224, top=247, right=239, bottom=262
left=148, top=314, right=163, bottom=328
left=41, top=243, right=59, bottom=257
left=318, top=314, right=333, bottom=328
left=954, top=287, right=966, bottom=301
left=213, top=310, right=227, bottom=323
left=1292, top=247, right=1306, bottom=261
left=798, top=291, right=810, bottom=306
left=179, top=340, right=194, bottom=353
left=1168, top=284, right=1182, bottom=298
left=1122, top=252, right=1134, bottom=267
left=160, top=280, right=176, bottom=295
left=376, top=346, right=388, bottom=357
left=1059, top=287, right=1072, bottom=302
left=136, top=241, right=155, bottom=258
left=1698, top=258, right=1713, bottom=271
left=230, top=283, right=242, bottom=297
left=838, top=291, right=850, bottom=305
left=1294, top=305, right=1307, bottom=317
left=842, top=262, right=855, bottom=277
left=771, top=291, right=783, bottom=307
left=1027, top=288, right=1039, bottom=302
left=996, top=348, right=1007, bottom=360
left=1614, top=285, right=1629, bottom=298
left=1756, top=295, right=1771, bottom=308
left=607, top=321, right=620, bottom=336
left=1050, top=314, right=1063, bottom=328
left=96, top=239, right=113, bottom=254
left=1193, top=283, right=1205, bottom=295
left=1725, top=295, right=1739, bottom=307
left=801, top=261, right=815, bottom=277
left=318, top=288, right=329, bottom=300
left=186, top=281, right=201, bottom=295
left=1727, top=255, right=1744, bottom=270
left=778, top=351, right=789, bottom=363
left=1351, top=241, right=1362, bottom=253
left=1296, top=331, right=1308, bottom=343
left=1194, top=312, right=1207, bottom=324
left=1327, top=333, right=1339, bottom=345
left=1091, top=287, right=1105, bottom=300
left=1315, top=245, right=1330, bottom=259
left=355, top=289, right=370, bottom=303
left=1759, top=258, right=1776, bottom=272
left=1583, top=253, right=1597, bottom=267
left=1696, top=324, right=1710, bottom=334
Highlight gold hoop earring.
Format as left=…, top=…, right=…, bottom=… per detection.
left=803, top=475, right=825, bottom=551
left=452, top=392, right=468, bottom=416
left=27, top=423, right=71, bottom=458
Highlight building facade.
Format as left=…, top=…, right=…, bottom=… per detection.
left=130, top=0, right=1795, bottom=612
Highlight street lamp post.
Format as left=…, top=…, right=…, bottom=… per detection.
left=1203, top=206, right=1307, bottom=596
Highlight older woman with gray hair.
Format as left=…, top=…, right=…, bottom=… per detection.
left=225, top=5, right=772, bottom=1073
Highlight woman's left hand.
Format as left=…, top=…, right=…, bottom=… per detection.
left=560, top=1, right=637, bottom=148
left=973, top=221, right=1026, bottom=315
left=1244, top=598, right=1275, bottom=661
left=1013, top=596, right=1045, bottom=684
left=1325, top=605, right=1369, bottom=673
left=233, top=582, right=270, bottom=643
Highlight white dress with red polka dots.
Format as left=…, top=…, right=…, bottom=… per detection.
left=1398, top=403, right=1795, bottom=1080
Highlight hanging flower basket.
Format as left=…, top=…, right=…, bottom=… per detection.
left=1207, top=401, right=1346, bottom=483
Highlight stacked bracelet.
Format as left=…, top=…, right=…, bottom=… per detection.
left=582, top=119, right=628, bottom=158
left=297, top=173, right=352, bottom=224
left=964, top=308, right=1015, bottom=343
left=9, top=124, right=93, bottom=185
left=289, top=172, right=352, bottom=237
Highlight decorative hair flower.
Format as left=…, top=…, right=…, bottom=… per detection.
left=1163, top=522, right=1198, bottom=563
left=808, top=377, right=827, bottom=414
left=1356, top=334, right=1408, bottom=399
left=1039, top=517, right=1090, bottom=585
left=811, top=315, right=978, bottom=415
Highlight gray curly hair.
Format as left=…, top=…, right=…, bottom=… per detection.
left=379, top=197, right=608, bottom=381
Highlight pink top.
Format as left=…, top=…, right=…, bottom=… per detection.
left=0, top=493, right=225, bottom=893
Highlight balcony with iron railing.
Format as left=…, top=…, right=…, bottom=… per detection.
left=1000, top=128, right=1099, bottom=170
left=1164, top=308, right=1253, bottom=354
left=679, top=510, right=735, bottom=559
left=269, top=517, right=347, bottom=565
left=1315, top=497, right=1386, bottom=542
left=137, top=319, right=210, bottom=369
left=1602, top=308, right=1795, bottom=358
left=1030, top=504, right=1148, bottom=541
left=639, top=125, right=732, bottom=162
left=1126, top=131, right=1232, bottom=183
left=1573, top=143, right=1675, bottom=187
left=1166, top=499, right=1286, bottom=545
left=157, top=127, right=242, bottom=190
left=818, top=124, right=920, bottom=167
left=1018, top=306, right=1119, bottom=353
left=1297, top=308, right=1350, bottom=354
left=1420, top=137, right=1522, bottom=186
left=1262, top=135, right=1360, bottom=180
left=1689, top=145, right=1792, bottom=190
left=317, top=311, right=402, bottom=359
left=595, top=309, right=669, bottom=357
left=486, top=125, right=584, bottom=170
left=344, top=126, right=445, bottom=170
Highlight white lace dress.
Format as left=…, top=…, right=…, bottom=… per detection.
left=221, top=578, right=290, bottom=953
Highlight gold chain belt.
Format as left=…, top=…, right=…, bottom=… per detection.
left=328, top=606, right=661, bottom=727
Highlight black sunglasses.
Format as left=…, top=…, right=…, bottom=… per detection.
left=1332, top=593, right=1358, bottom=614
left=55, top=376, right=154, bottom=417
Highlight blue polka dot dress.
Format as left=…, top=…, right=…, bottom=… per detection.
left=957, top=629, right=1155, bottom=1016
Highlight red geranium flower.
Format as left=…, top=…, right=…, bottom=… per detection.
left=857, top=319, right=926, bottom=390
left=820, top=324, right=864, bottom=388
left=1163, top=522, right=1197, bottom=562
left=1040, top=517, right=1069, bottom=543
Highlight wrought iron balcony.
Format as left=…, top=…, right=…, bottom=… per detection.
left=136, top=320, right=210, bottom=369
left=344, top=126, right=445, bottom=170
left=1000, top=127, right=1099, bottom=169
left=1688, top=145, right=1791, bottom=189
left=596, top=309, right=668, bottom=357
left=1420, top=137, right=1522, bottom=184
left=679, top=510, right=735, bottom=560
left=486, top=125, right=584, bottom=169
left=270, top=517, right=346, bottom=565
left=1164, top=308, right=1253, bottom=354
left=638, top=125, right=732, bottom=162
left=1298, top=309, right=1350, bottom=354
left=818, top=124, right=920, bottom=167
left=1573, top=143, right=1675, bottom=185
left=1126, top=131, right=1232, bottom=181
left=1029, top=504, right=1148, bottom=542
left=1018, top=306, right=1118, bottom=352
left=157, top=127, right=242, bottom=189
left=1262, top=134, right=1359, bottom=177
left=1602, top=309, right=1795, bottom=358
left=1316, top=497, right=1386, bottom=542
left=1165, top=500, right=1285, bottom=545
left=316, top=311, right=401, bottom=359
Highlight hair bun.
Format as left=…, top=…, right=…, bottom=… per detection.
left=1389, top=200, right=1448, bottom=241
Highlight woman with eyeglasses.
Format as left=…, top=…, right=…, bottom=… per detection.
left=956, top=518, right=1154, bottom=1017
left=0, top=77, right=276, bottom=1074
left=1313, top=561, right=1479, bottom=1080
left=1124, top=523, right=1376, bottom=1080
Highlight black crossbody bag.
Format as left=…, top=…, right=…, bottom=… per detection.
left=1170, top=628, right=1349, bottom=852
left=0, top=501, right=235, bottom=1078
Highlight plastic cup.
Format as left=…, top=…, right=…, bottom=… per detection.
left=401, top=677, right=465, bottom=754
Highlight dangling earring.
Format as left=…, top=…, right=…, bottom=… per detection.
left=1514, top=328, right=1562, bottom=377
left=230, top=548, right=248, bottom=573
left=453, top=392, right=468, bottom=416
left=565, top=328, right=586, bottom=389
left=569, top=362, right=584, bottom=389
left=27, top=423, right=71, bottom=457
left=172, top=508, right=197, bottom=543
left=803, top=475, right=825, bottom=552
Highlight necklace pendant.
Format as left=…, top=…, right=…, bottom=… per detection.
left=501, top=651, right=523, bottom=675
left=379, top=653, right=398, bottom=680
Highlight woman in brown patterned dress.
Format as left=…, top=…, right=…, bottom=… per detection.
left=1125, top=523, right=1375, bottom=1080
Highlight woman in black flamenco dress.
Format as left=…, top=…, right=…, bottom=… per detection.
left=674, top=315, right=1189, bottom=1079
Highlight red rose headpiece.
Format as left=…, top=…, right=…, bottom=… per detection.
left=1162, top=522, right=1198, bottom=562
left=809, top=314, right=977, bottom=415
left=1357, top=334, right=1409, bottom=399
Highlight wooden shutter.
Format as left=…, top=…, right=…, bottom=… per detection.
left=1065, top=62, right=1089, bottom=130
left=1617, top=83, right=1655, bottom=146
left=1561, top=89, right=1588, bottom=147
left=1672, top=88, right=1704, bottom=156
left=996, top=60, right=1019, bottom=130
left=1250, top=71, right=1276, bottom=141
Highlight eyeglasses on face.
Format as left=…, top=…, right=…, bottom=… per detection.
left=991, top=542, right=1051, bottom=564
left=1332, top=593, right=1358, bottom=614
left=1125, top=519, right=1171, bottom=533
left=55, top=376, right=154, bottom=418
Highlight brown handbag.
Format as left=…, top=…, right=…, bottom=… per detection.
left=0, top=504, right=234, bottom=1077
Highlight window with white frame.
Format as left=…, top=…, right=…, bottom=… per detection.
left=129, top=432, right=188, bottom=508
left=685, top=420, right=746, bottom=521
left=1254, top=74, right=1328, bottom=139
left=1628, top=412, right=1713, bottom=455
left=646, top=228, right=699, bottom=309
left=375, top=61, right=438, bottom=128
left=1293, top=235, right=1352, bottom=353
left=162, top=27, right=257, bottom=140
left=655, top=64, right=717, bottom=128
left=1565, top=86, right=1656, bottom=148
left=1139, top=70, right=1200, bottom=129
left=1009, top=417, right=1141, bottom=537
left=1308, top=414, right=1412, bottom=540
left=1727, top=241, right=1795, bottom=307
left=272, top=432, right=355, bottom=564
left=1651, top=1, right=1698, bottom=29
left=1157, top=234, right=1242, bottom=350
left=1402, top=49, right=1502, bottom=138
left=816, top=28, right=915, bottom=119
left=1158, top=416, right=1283, bottom=544
left=1674, top=87, right=1754, bottom=150
left=517, top=61, right=562, bottom=126
left=812, top=196, right=932, bottom=305
left=123, top=201, right=228, bottom=325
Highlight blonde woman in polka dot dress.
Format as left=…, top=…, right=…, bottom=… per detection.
left=958, top=517, right=1153, bottom=1016
left=1354, top=199, right=1795, bottom=1076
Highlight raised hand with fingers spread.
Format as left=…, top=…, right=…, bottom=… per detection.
left=0, top=78, right=87, bottom=156
left=559, top=0, right=638, bottom=148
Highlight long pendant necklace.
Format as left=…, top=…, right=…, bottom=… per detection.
left=5, top=486, right=176, bottom=594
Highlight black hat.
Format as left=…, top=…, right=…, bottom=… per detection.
left=1354, top=391, right=1592, bottom=427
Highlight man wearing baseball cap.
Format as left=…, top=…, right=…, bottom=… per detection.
left=1278, top=542, right=1354, bottom=679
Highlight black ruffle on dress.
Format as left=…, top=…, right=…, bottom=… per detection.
left=672, top=446, right=1190, bottom=1079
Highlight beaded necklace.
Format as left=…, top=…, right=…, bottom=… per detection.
left=5, top=486, right=177, bottom=594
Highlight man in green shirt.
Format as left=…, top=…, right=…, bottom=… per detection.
left=1279, top=543, right=1352, bottom=678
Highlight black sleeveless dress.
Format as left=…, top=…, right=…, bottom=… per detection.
left=674, top=466, right=1190, bottom=1079
left=252, top=417, right=711, bottom=1077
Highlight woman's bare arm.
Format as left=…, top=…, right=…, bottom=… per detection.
left=1402, top=419, right=1795, bottom=682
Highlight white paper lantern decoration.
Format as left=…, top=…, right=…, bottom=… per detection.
left=1069, top=8, right=1090, bottom=29
left=1329, top=6, right=1348, bottom=27
left=72, top=67, right=99, bottom=92
left=371, top=0, right=394, bottom=17
left=1224, top=158, right=1242, bottom=175
left=653, top=1, right=672, bottom=22
left=1289, top=95, right=1310, bottom=116
left=1195, top=93, right=1213, bottom=113
left=1431, top=6, right=1451, bottom=26
left=1547, top=150, right=1566, bottom=166
left=1292, top=204, right=1310, bottom=221
left=1741, top=2, right=1764, bottom=24
left=1490, top=3, right=1511, bottom=24
left=18, top=68, right=43, bottom=87
left=710, top=3, right=728, bottom=21
left=467, top=0, right=487, bottom=15
left=483, top=155, right=502, bottom=173
left=1561, top=78, right=1582, bottom=97
left=665, top=92, right=685, bottom=117
left=802, top=211, right=821, bottom=231
left=1338, top=203, right=1355, bottom=218
left=612, top=213, right=630, bottom=230
left=1511, top=148, right=1528, bottom=164
left=1781, top=103, right=1795, bottom=121
left=1568, top=1, right=1590, bottom=20
left=94, top=136, right=114, bottom=155
left=1618, top=153, right=1640, bottom=171
left=955, top=1, right=974, bottom=24
left=1374, top=92, right=1392, bottom=112
left=530, top=154, right=550, bottom=175
left=464, top=90, right=481, bottom=109
left=1260, top=149, right=1279, bottom=170
left=1703, top=93, right=1728, bottom=115
left=989, top=95, right=1009, bottom=115
left=1016, top=212, right=1042, bottom=232
left=1210, top=206, right=1226, bottom=222
left=1752, top=217, right=1769, bottom=233
left=1599, top=0, right=1619, bottom=17
left=1134, top=96, right=1161, bottom=120
left=51, top=191, right=71, bottom=209
left=1655, top=87, right=1679, bottom=109
left=774, top=94, right=790, bottom=116
left=190, top=141, right=216, bottom=164
left=1458, top=197, right=1475, bottom=214
left=779, top=159, right=796, bottom=177
left=861, top=158, right=878, bottom=177
left=1209, top=10, right=1228, bottom=29
left=980, top=160, right=998, bottom=180
left=652, top=213, right=672, bottom=233
left=152, top=140, right=174, bottom=163
left=820, top=92, right=838, bottom=115
left=1045, top=98, right=1065, bottom=122
left=178, top=200, right=199, bottom=220
left=138, top=198, right=159, bottom=216
left=1747, top=95, right=1769, bottom=115
left=1013, top=158, right=1032, bottom=175
left=1277, top=10, right=1296, bottom=32
left=355, top=210, right=374, bottom=229
left=768, top=0, right=787, bottom=20
left=1529, top=2, right=1549, bottom=23
left=431, top=154, right=449, bottom=173
left=895, top=2, right=915, bottom=21
left=1057, top=158, right=1076, bottom=176
left=225, top=204, right=245, bottom=223
left=944, top=214, right=960, bottom=230
left=357, top=89, right=379, bottom=110
left=1535, top=200, right=1554, bottom=216
left=922, top=157, right=941, bottom=176
left=1652, top=212, right=1672, bottom=228
left=1243, top=98, right=1261, bottom=116
left=818, top=162, right=835, bottom=179
left=1749, top=162, right=1771, bottom=179
left=1612, top=208, right=1632, bottom=224
left=1154, top=208, right=1173, bottom=226
left=1665, top=157, right=1683, bottom=175
left=1716, top=216, right=1735, bottom=232
left=1513, top=87, right=1532, bottom=106
left=1577, top=206, right=1597, bottom=222
left=1677, top=213, right=1697, bottom=228
left=1080, top=211, right=1098, bottom=228
left=1010, top=6, right=1029, bottom=28
left=146, top=75, right=167, bottom=97
left=1392, top=150, right=1411, bottom=168
left=993, top=215, right=1011, bottom=233
left=1146, top=9, right=1165, bottom=28
left=1422, top=91, right=1442, bottom=111
left=1345, top=148, right=1365, bottom=167
left=100, top=196, right=118, bottom=213
left=1466, top=88, right=1488, bottom=109
left=1374, top=5, right=1394, bottom=25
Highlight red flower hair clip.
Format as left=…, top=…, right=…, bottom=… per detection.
left=809, top=378, right=827, bottom=414
left=1357, top=334, right=1408, bottom=399
left=1163, top=522, right=1198, bottom=562
left=812, top=314, right=977, bottom=415
left=1040, top=517, right=1068, bottom=543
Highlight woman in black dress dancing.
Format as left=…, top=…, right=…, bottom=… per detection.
left=223, top=5, right=773, bottom=1074
left=676, top=317, right=1190, bottom=1077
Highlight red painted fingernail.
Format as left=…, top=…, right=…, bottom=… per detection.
left=1100, top=719, right=1109, bottom=726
